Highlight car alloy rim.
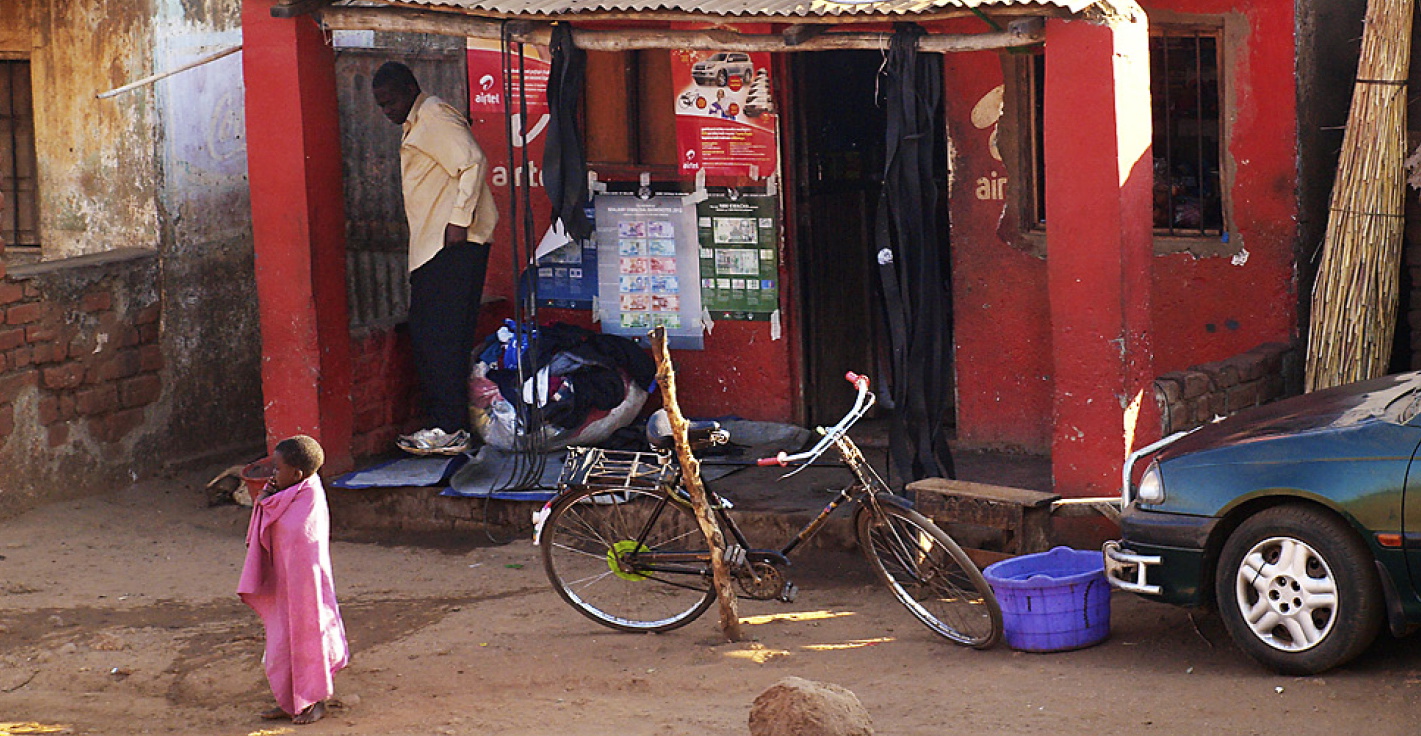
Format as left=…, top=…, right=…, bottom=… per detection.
left=1234, top=535, right=1338, bottom=652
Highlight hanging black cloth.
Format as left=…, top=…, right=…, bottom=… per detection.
left=875, top=24, right=956, bottom=487
left=543, top=23, right=593, bottom=240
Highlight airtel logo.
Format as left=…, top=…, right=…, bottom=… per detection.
left=474, top=74, right=501, bottom=105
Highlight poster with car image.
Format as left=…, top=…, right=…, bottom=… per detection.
left=671, top=43, right=778, bottom=182
left=697, top=194, right=778, bottom=320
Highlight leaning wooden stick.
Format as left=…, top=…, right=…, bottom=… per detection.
left=648, top=327, right=743, bottom=641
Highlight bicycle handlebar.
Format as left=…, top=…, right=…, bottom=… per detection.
left=756, top=371, right=875, bottom=471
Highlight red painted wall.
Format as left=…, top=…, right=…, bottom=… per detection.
left=534, top=308, right=794, bottom=422
left=942, top=1, right=1298, bottom=455
left=243, top=1, right=354, bottom=471
left=467, top=34, right=794, bottom=424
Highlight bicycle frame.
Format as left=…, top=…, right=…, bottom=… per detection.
left=623, top=381, right=902, bottom=574
left=543, top=370, right=1003, bottom=646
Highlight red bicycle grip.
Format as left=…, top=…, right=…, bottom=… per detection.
left=845, top=371, right=869, bottom=390
left=757, top=452, right=789, bottom=466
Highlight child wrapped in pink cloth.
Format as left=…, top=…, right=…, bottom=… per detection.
left=238, top=435, right=349, bottom=725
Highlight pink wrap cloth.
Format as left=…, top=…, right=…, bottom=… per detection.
left=238, top=474, right=349, bottom=716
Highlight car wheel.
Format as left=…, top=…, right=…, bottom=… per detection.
left=716, top=69, right=728, bottom=86
left=1214, top=504, right=1383, bottom=675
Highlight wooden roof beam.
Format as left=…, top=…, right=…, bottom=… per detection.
left=783, top=24, right=829, bottom=46
left=272, top=0, right=336, bottom=18
left=315, top=6, right=1046, bottom=52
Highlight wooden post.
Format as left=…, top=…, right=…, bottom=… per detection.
left=649, top=327, right=742, bottom=642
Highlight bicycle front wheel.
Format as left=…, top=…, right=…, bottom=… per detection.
left=856, top=502, right=1003, bottom=648
left=541, top=486, right=716, bottom=633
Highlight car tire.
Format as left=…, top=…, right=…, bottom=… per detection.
left=1214, top=504, right=1383, bottom=675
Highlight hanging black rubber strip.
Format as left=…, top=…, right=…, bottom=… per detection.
left=875, top=24, right=956, bottom=487
left=544, top=24, right=593, bottom=240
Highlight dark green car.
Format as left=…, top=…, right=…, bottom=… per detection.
left=1104, top=371, right=1421, bottom=675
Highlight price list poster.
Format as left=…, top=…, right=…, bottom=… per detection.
left=595, top=195, right=704, bottom=347
left=697, top=194, right=779, bottom=321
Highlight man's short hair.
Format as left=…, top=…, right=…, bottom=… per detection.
left=275, top=435, right=325, bottom=477
left=373, top=61, right=420, bottom=92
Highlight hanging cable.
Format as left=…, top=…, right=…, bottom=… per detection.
left=493, top=24, right=549, bottom=494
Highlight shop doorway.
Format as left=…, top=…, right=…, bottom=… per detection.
left=790, top=50, right=954, bottom=429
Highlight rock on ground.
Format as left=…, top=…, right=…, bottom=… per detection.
left=749, top=676, right=874, bottom=736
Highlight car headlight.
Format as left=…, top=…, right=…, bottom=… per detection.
left=1136, top=461, right=1165, bottom=504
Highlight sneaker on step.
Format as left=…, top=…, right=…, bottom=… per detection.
left=398, top=428, right=442, bottom=446
left=397, top=428, right=471, bottom=454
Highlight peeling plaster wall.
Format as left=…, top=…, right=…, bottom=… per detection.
left=0, top=0, right=262, bottom=518
left=152, top=0, right=263, bottom=462
left=0, top=5, right=28, bottom=52
left=31, top=0, right=162, bottom=259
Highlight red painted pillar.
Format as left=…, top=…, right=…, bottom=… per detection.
left=1043, top=12, right=1158, bottom=497
left=242, top=0, right=354, bottom=473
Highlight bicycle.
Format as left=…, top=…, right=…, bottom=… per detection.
left=534, top=372, right=1003, bottom=648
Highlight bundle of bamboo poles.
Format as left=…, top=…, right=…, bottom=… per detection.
left=1306, top=0, right=1414, bottom=392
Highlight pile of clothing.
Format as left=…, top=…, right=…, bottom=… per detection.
left=470, top=322, right=658, bottom=452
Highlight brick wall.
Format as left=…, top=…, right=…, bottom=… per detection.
left=1154, top=342, right=1300, bottom=434
left=349, top=324, right=418, bottom=460
left=0, top=251, right=164, bottom=516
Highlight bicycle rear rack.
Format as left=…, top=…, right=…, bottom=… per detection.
left=560, top=447, right=678, bottom=490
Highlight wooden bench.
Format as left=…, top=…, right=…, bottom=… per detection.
left=907, top=478, right=1062, bottom=562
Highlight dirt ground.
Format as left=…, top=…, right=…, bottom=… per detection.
left=4, top=466, right=1421, bottom=736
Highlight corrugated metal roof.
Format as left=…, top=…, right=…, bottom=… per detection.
left=368, top=0, right=1105, bottom=19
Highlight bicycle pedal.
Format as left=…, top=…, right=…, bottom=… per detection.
left=722, top=545, right=747, bottom=568
left=778, top=581, right=798, bottom=603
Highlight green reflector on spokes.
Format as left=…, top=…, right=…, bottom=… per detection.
left=609, top=539, right=650, bottom=581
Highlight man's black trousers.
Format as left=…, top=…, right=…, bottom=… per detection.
left=408, top=242, right=490, bottom=433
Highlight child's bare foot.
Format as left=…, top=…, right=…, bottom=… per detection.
left=259, top=706, right=289, bottom=720
left=293, top=701, right=326, bottom=725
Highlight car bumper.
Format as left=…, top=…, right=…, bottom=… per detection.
left=1103, top=506, right=1217, bottom=606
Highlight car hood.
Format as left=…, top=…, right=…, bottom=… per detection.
left=1159, top=371, right=1421, bottom=460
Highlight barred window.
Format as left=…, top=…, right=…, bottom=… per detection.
left=1012, top=24, right=1225, bottom=238
left=1150, top=29, right=1223, bottom=236
left=0, top=60, right=38, bottom=250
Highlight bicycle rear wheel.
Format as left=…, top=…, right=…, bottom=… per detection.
left=541, top=486, right=716, bottom=633
left=856, top=501, right=1003, bottom=648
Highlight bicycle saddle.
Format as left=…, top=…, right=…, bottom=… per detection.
left=645, top=409, right=727, bottom=451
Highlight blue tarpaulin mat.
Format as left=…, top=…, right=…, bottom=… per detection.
left=335, top=419, right=812, bottom=501
left=441, top=446, right=565, bottom=501
left=331, top=455, right=467, bottom=489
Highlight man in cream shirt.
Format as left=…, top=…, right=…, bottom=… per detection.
left=372, top=62, right=498, bottom=453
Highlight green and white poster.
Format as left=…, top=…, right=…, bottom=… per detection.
left=697, top=194, right=778, bottom=321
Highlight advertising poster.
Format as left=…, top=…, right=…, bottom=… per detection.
left=535, top=206, right=598, bottom=308
left=697, top=194, right=779, bottom=321
left=670, top=41, right=778, bottom=181
left=467, top=40, right=596, bottom=307
left=595, top=195, right=703, bottom=348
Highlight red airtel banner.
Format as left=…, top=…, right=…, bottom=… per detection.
left=466, top=39, right=554, bottom=258
left=670, top=40, right=779, bottom=183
